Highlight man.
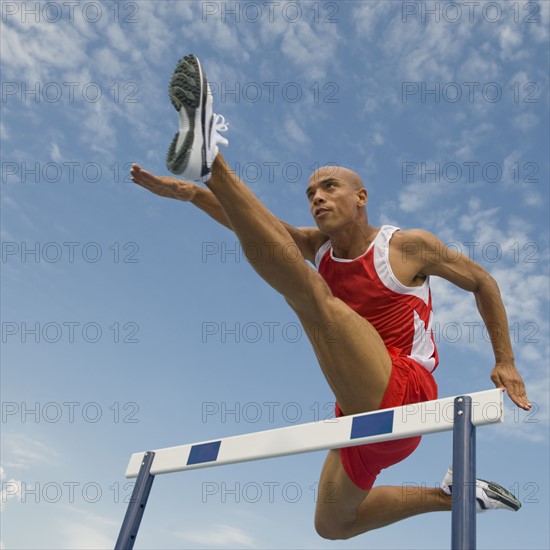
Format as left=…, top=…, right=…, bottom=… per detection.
left=131, top=54, right=530, bottom=540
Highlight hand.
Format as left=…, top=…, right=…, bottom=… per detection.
left=490, top=362, right=531, bottom=410
left=130, top=164, right=197, bottom=202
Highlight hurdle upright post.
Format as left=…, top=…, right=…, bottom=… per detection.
left=451, top=395, right=476, bottom=550
left=115, top=451, right=156, bottom=550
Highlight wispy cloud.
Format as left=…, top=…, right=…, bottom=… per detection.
left=174, top=523, right=257, bottom=548
left=283, top=116, right=311, bottom=147
left=58, top=509, right=118, bottom=550
left=2, top=433, right=60, bottom=471
left=279, top=20, right=340, bottom=80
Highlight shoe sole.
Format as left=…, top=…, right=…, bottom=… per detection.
left=166, top=54, right=207, bottom=175
left=477, top=478, right=521, bottom=511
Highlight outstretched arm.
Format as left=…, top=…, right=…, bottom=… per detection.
left=405, top=229, right=531, bottom=410
left=130, top=164, right=230, bottom=227
left=130, top=164, right=327, bottom=263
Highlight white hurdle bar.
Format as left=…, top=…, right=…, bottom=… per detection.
left=115, top=389, right=504, bottom=550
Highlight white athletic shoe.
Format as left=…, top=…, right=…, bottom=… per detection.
left=166, top=54, right=228, bottom=181
left=440, top=466, right=521, bottom=512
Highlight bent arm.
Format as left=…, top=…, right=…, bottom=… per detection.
left=406, top=229, right=531, bottom=410
left=131, top=164, right=327, bottom=263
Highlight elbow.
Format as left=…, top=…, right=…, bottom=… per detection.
left=473, top=270, right=500, bottom=296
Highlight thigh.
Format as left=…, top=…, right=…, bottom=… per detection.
left=292, top=294, right=393, bottom=415
left=314, top=450, right=369, bottom=538
left=335, top=357, right=438, bottom=491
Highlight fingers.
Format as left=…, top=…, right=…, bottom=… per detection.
left=510, top=394, right=531, bottom=411
left=504, top=381, right=531, bottom=411
left=510, top=389, right=531, bottom=411
left=510, top=377, right=531, bottom=410
left=128, top=163, right=186, bottom=200
left=130, top=163, right=143, bottom=184
left=130, top=164, right=156, bottom=189
left=491, top=365, right=531, bottom=411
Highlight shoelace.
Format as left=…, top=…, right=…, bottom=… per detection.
left=213, top=114, right=229, bottom=146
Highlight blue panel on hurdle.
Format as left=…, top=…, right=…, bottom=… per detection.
left=350, top=410, right=394, bottom=440
left=187, top=441, right=222, bottom=465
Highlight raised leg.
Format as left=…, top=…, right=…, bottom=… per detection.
left=314, top=450, right=451, bottom=540
left=206, top=154, right=392, bottom=415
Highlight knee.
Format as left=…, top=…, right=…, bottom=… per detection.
left=314, top=518, right=356, bottom=541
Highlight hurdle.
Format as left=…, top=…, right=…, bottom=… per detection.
left=115, top=388, right=504, bottom=550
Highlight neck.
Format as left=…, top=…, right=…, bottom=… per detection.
left=329, top=222, right=379, bottom=259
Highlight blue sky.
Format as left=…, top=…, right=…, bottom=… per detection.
left=1, top=1, right=549, bottom=548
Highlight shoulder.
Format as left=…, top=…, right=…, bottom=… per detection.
left=304, top=227, right=329, bottom=263
left=388, top=228, right=451, bottom=270
left=389, top=228, right=437, bottom=252
left=286, top=225, right=328, bottom=264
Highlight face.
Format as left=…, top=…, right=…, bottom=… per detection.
left=306, top=166, right=367, bottom=234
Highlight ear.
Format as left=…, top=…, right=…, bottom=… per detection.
left=357, top=188, right=367, bottom=207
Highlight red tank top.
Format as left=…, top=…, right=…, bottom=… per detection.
left=315, top=225, right=438, bottom=372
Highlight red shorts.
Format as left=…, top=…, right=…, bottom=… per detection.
left=335, top=355, right=438, bottom=491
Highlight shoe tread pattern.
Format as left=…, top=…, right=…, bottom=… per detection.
left=166, top=54, right=203, bottom=174
left=477, top=478, right=521, bottom=511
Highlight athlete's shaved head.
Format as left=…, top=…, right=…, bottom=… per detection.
left=306, top=165, right=369, bottom=235
left=308, top=165, right=365, bottom=191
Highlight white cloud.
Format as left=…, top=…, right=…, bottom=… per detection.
left=180, top=13, right=249, bottom=63
left=61, top=523, right=115, bottom=550
left=53, top=507, right=120, bottom=550
left=512, top=112, right=539, bottom=131
left=2, top=434, right=60, bottom=471
left=498, top=24, right=523, bottom=55
left=397, top=179, right=450, bottom=213
left=106, top=24, right=130, bottom=53
left=283, top=117, right=310, bottom=147
left=522, top=189, right=543, bottom=207
left=0, top=466, right=22, bottom=512
left=372, top=132, right=384, bottom=145
left=0, top=16, right=91, bottom=82
left=530, top=0, right=550, bottom=43
left=458, top=49, right=500, bottom=81
left=175, top=523, right=257, bottom=548
left=353, top=1, right=394, bottom=38
left=280, top=20, right=340, bottom=80
left=50, top=142, right=63, bottom=162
